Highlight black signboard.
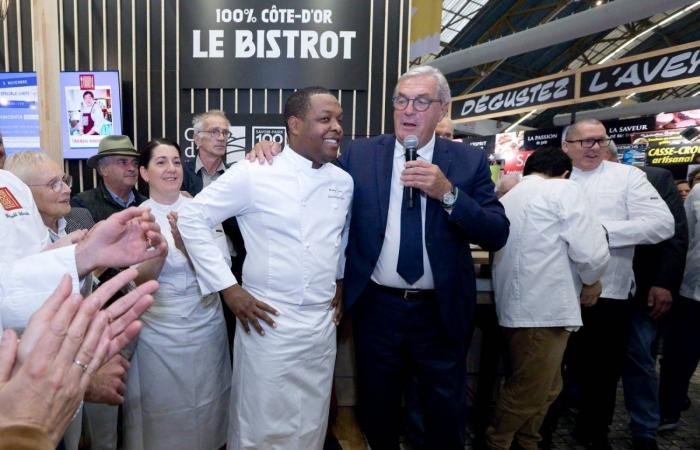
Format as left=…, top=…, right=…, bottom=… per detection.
left=451, top=74, right=575, bottom=122
left=523, top=127, right=562, bottom=150
left=580, top=42, right=700, bottom=99
left=602, top=116, right=656, bottom=144
left=180, top=1, right=370, bottom=89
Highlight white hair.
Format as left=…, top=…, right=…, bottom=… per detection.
left=394, top=66, right=451, bottom=104
left=5, top=151, right=54, bottom=184
left=192, top=109, right=230, bottom=132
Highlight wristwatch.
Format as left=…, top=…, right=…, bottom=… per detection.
left=440, top=185, right=458, bottom=209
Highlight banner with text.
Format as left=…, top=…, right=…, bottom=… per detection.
left=180, top=1, right=370, bottom=89
left=452, top=40, right=700, bottom=123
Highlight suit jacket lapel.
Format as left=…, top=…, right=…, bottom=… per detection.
left=426, top=138, right=452, bottom=233
left=375, top=137, right=395, bottom=231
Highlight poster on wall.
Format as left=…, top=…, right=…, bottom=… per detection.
left=656, top=110, right=700, bottom=130
left=0, top=73, right=40, bottom=155
left=60, top=71, right=123, bottom=159
left=180, top=1, right=371, bottom=89
left=181, top=113, right=285, bottom=166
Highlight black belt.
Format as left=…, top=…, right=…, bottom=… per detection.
left=370, top=281, right=436, bottom=300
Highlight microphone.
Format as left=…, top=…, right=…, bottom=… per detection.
left=404, top=135, right=419, bottom=208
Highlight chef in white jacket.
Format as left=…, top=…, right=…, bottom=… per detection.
left=178, top=87, right=352, bottom=450
left=560, top=119, right=675, bottom=447
left=489, top=147, right=610, bottom=450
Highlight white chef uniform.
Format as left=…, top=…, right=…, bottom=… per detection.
left=178, top=146, right=353, bottom=450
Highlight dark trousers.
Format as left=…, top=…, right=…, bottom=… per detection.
left=574, top=298, right=633, bottom=440
left=659, top=295, right=700, bottom=421
left=353, top=284, right=468, bottom=450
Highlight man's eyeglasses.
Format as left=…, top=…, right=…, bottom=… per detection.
left=199, top=127, right=231, bottom=138
left=564, top=138, right=613, bottom=148
left=392, top=95, right=442, bottom=112
left=29, top=175, right=72, bottom=193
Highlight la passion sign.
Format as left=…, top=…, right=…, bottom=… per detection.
left=452, top=40, right=700, bottom=123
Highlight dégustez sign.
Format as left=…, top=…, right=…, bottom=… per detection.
left=451, top=74, right=575, bottom=122
left=180, top=1, right=370, bottom=89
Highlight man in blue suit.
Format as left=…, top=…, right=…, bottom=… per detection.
left=339, top=66, right=508, bottom=450
left=250, top=67, right=508, bottom=449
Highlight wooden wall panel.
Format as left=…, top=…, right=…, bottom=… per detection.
left=0, top=0, right=409, bottom=191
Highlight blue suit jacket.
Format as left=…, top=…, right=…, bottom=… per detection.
left=338, top=134, right=509, bottom=340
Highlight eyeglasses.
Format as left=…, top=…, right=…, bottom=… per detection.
left=199, top=127, right=231, bottom=138
left=29, top=174, right=72, bottom=193
left=392, top=95, right=442, bottom=112
left=564, top=138, right=613, bottom=148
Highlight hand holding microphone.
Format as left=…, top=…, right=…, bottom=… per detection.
left=401, top=135, right=455, bottom=205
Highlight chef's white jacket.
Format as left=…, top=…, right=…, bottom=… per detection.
left=178, top=146, right=353, bottom=309
left=493, top=175, right=610, bottom=327
left=570, top=161, right=674, bottom=299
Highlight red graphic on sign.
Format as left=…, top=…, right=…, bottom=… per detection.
left=80, top=74, right=95, bottom=90
left=0, top=187, right=22, bottom=211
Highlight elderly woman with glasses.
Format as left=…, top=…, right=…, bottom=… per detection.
left=4, top=152, right=92, bottom=245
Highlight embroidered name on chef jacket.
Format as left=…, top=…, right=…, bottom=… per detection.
left=328, top=187, right=346, bottom=200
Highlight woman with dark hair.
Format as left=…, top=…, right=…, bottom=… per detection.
left=123, top=138, right=231, bottom=450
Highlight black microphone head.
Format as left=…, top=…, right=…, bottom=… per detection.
left=404, top=135, right=419, bottom=150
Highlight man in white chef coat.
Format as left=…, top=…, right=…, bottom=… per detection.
left=560, top=119, right=675, bottom=449
left=178, top=87, right=353, bottom=449
left=488, top=146, right=610, bottom=450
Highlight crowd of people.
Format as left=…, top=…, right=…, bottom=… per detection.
left=0, top=65, right=698, bottom=450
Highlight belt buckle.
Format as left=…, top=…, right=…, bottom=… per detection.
left=403, top=289, right=420, bottom=300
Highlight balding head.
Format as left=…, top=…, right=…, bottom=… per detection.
left=561, top=119, right=610, bottom=172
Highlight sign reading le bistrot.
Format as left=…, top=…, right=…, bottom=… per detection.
left=180, top=1, right=370, bottom=89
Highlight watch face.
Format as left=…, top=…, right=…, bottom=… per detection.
left=442, top=191, right=456, bottom=205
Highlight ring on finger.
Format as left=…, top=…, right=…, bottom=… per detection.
left=73, top=359, right=89, bottom=372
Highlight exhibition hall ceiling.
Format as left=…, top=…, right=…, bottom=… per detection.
left=428, top=0, right=700, bottom=130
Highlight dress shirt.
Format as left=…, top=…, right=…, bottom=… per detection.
left=570, top=161, right=674, bottom=299
left=195, top=155, right=227, bottom=188
left=371, top=135, right=436, bottom=289
left=48, top=217, right=67, bottom=243
left=0, top=170, right=79, bottom=332
left=680, top=184, right=700, bottom=302
left=106, top=186, right=136, bottom=209
left=492, top=175, right=609, bottom=327
left=178, top=145, right=353, bottom=309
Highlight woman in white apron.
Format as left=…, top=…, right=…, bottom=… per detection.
left=124, top=138, right=231, bottom=450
